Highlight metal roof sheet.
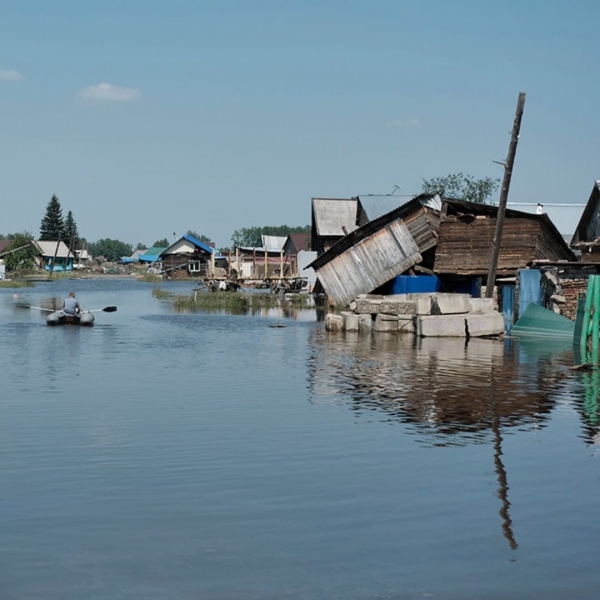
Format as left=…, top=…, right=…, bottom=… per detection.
left=34, top=240, right=71, bottom=258
left=311, top=198, right=359, bottom=236
left=261, top=235, right=287, bottom=252
left=356, top=195, right=415, bottom=221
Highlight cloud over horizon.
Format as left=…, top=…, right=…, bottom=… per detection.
left=0, top=68, right=24, bottom=81
left=79, top=83, right=141, bottom=102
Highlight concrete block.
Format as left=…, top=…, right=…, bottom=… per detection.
left=325, top=313, right=344, bottom=332
left=380, top=299, right=417, bottom=315
left=417, top=314, right=467, bottom=337
left=397, top=315, right=415, bottom=334
left=465, top=313, right=505, bottom=337
left=469, top=298, right=495, bottom=314
left=406, top=293, right=434, bottom=315
left=432, top=293, right=470, bottom=315
left=341, top=311, right=359, bottom=332
left=355, top=298, right=383, bottom=314
left=349, top=300, right=357, bottom=311
left=373, top=313, right=398, bottom=332
left=358, top=314, right=373, bottom=333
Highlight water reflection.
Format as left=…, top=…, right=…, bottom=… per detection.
left=306, top=332, right=582, bottom=551
left=307, top=332, right=571, bottom=444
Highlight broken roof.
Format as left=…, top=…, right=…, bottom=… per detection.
left=311, top=198, right=359, bottom=237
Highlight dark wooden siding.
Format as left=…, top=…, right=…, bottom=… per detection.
left=434, top=217, right=573, bottom=276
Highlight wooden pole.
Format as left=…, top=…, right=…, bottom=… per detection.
left=280, top=248, right=283, bottom=280
left=49, top=240, right=61, bottom=276
left=485, top=92, right=526, bottom=299
left=264, top=248, right=268, bottom=280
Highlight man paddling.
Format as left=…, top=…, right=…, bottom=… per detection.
left=63, top=292, right=81, bottom=315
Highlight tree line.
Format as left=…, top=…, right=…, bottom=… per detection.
left=1, top=174, right=497, bottom=267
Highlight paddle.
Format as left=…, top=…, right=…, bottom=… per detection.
left=23, top=305, right=117, bottom=313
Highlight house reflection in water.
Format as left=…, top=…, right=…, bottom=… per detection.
left=306, top=331, right=576, bottom=550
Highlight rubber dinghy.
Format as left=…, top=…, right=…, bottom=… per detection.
left=47, top=311, right=95, bottom=326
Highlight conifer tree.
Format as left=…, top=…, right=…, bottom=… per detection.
left=63, top=210, right=79, bottom=248
left=39, top=194, right=65, bottom=241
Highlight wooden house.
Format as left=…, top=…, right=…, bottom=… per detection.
left=32, top=240, right=74, bottom=272
left=570, top=180, right=600, bottom=260
left=433, top=199, right=577, bottom=277
left=308, top=195, right=441, bottom=306
left=160, top=234, right=214, bottom=278
left=311, top=198, right=368, bottom=255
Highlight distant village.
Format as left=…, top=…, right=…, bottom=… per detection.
left=3, top=180, right=600, bottom=338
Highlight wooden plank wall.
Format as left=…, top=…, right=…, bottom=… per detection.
left=317, top=219, right=421, bottom=306
left=434, top=217, right=572, bottom=275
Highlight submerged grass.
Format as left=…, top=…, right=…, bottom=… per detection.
left=138, top=274, right=163, bottom=283
left=152, top=287, right=173, bottom=299
left=172, top=290, right=314, bottom=314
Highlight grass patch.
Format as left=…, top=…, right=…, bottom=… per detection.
left=152, top=287, right=173, bottom=299
left=0, top=280, right=35, bottom=288
left=173, top=290, right=314, bottom=315
left=138, top=274, right=163, bottom=283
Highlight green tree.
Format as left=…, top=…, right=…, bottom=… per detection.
left=187, top=230, right=212, bottom=244
left=153, top=238, right=169, bottom=247
left=40, top=194, right=65, bottom=240
left=4, top=233, right=35, bottom=271
left=88, top=238, right=133, bottom=262
left=63, top=210, right=79, bottom=248
left=230, top=225, right=311, bottom=248
left=136, top=242, right=147, bottom=251
left=421, top=173, right=500, bottom=204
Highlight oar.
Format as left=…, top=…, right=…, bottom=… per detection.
left=89, top=306, right=117, bottom=313
left=22, top=305, right=55, bottom=312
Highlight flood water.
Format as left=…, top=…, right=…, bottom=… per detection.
left=1, top=278, right=599, bottom=599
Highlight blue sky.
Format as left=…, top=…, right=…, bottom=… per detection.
left=1, top=0, right=599, bottom=248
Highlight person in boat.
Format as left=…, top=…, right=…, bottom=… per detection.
left=63, top=292, right=81, bottom=315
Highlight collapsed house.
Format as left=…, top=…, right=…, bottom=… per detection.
left=309, top=195, right=578, bottom=327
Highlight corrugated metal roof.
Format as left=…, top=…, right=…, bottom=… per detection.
left=311, top=198, right=359, bottom=236
left=261, top=235, right=287, bottom=252
left=357, top=195, right=415, bottom=221
left=505, top=202, right=585, bottom=237
left=162, top=234, right=214, bottom=255
left=34, top=240, right=71, bottom=258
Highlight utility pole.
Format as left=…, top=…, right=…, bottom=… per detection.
left=485, top=92, right=526, bottom=299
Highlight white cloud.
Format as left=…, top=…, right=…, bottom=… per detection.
left=79, top=83, right=141, bottom=102
left=389, top=118, right=420, bottom=129
left=0, top=68, right=24, bottom=81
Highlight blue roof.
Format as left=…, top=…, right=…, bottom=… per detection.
left=182, top=234, right=214, bottom=254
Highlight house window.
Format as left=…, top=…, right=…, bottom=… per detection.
left=188, top=260, right=201, bottom=272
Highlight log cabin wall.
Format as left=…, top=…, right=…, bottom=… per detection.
left=434, top=217, right=574, bottom=276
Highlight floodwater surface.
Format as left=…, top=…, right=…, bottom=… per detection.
left=1, top=278, right=599, bottom=599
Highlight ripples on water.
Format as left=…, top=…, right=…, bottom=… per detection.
left=1, top=279, right=600, bottom=599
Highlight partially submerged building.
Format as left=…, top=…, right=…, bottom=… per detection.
left=309, top=196, right=577, bottom=309
left=570, top=180, right=600, bottom=260
left=311, top=198, right=367, bottom=254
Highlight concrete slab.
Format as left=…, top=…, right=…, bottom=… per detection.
left=341, top=311, right=359, bottom=332
left=469, top=298, right=495, bottom=314
left=432, top=293, right=471, bottom=315
left=358, top=314, right=373, bottom=333
left=325, top=313, right=344, bottom=332
left=379, top=299, right=417, bottom=315
left=406, top=294, right=434, bottom=315
left=373, top=313, right=398, bottom=332
left=355, top=298, right=383, bottom=314
left=417, top=314, right=467, bottom=337
left=466, top=313, right=505, bottom=337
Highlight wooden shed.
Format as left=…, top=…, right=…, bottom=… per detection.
left=434, top=200, right=577, bottom=276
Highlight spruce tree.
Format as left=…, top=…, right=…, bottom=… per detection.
left=39, top=195, right=65, bottom=241
left=63, top=210, right=79, bottom=248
